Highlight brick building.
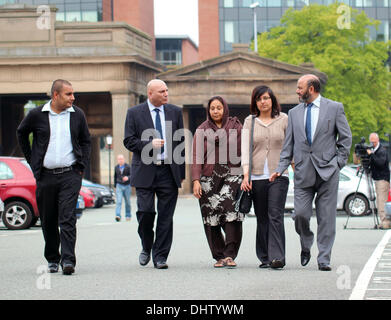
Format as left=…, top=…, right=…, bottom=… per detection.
left=198, top=0, right=391, bottom=61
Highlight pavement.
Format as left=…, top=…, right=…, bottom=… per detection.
left=0, top=196, right=390, bottom=301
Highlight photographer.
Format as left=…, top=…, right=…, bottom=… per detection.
left=367, top=133, right=391, bottom=229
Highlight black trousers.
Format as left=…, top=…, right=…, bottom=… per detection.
left=252, top=176, right=289, bottom=264
left=136, top=165, right=178, bottom=264
left=35, top=169, right=82, bottom=266
left=203, top=221, right=242, bottom=261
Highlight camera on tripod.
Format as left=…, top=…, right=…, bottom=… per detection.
left=354, top=137, right=374, bottom=171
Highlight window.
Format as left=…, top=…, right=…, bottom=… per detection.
left=241, top=0, right=254, bottom=6
left=225, top=21, right=235, bottom=43
left=268, top=0, right=282, bottom=6
left=282, top=0, right=295, bottom=6
left=377, top=20, right=389, bottom=41
left=0, top=0, right=16, bottom=4
left=224, top=0, right=235, bottom=7
left=339, top=173, right=350, bottom=182
left=0, top=162, right=14, bottom=180
left=156, top=39, right=183, bottom=65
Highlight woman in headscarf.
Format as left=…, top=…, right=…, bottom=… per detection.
left=192, top=96, right=243, bottom=268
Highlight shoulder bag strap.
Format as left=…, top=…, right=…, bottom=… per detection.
left=248, top=115, right=256, bottom=182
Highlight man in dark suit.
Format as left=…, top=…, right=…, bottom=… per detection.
left=17, top=79, right=91, bottom=275
left=270, top=74, right=352, bottom=271
left=114, top=154, right=132, bottom=222
left=124, top=79, right=185, bottom=269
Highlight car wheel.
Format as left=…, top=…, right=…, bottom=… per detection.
left=94, top=198, right=103, bottom=208
left=2, top=201, right=33, bottom=230
left=345, top=194, right=369, bottom=217
left=30, top=216, right=39, bottom=227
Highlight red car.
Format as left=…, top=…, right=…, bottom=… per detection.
left=80, top=186, right=96, bottom=208
left=0, top=157, right=39, bottom=230
left=0, top=157, right=85, bottom=230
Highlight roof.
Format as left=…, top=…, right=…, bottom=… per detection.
left=158, top=50, right=327, bottom=84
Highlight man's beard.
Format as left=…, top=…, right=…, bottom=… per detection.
left=298, top=89, right=310, bottom=103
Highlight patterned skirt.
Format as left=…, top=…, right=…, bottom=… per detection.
left=199, top=164, right=244, bottom=226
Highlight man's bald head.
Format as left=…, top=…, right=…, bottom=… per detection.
left=298, top=74, right=321, bottom=93
left=296, top=74, right=321, bottom=103
left=117, top=154, right=125, bottom=166
left=147, top=79, right=168, bottom=107
left=369, top=132, right=380, bottom=148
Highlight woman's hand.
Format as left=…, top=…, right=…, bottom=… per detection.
left=193, top=180, right=202, bottom=199
left=241, top=175, right=252, bottom=191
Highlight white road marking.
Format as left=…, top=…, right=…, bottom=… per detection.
left=350, top=230, right=391, bottom=300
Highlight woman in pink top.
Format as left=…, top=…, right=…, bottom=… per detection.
left=192, top=96, right=243, bottom=268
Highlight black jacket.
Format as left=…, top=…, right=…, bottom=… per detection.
left=370, top=144, right=390, bottom=182
left=114, top=163, right=131, bottom=186
left=123, top=102, right=185, bottom=188
left=17, top=104, right=91, bottom=180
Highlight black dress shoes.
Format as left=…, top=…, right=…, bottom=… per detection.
left=300, top=251, right=311, bottom=266
left=62, top=263, right=75, bottom=275
left=259, top=262, right=270, bottom=269
left=318, top=264, right=332, bottom=271
left=139, top=250, right=151, bottom=266
left=154, top=261, right=168, bottom=269
left=48, top=263, right=59, bottom=273
left=270, top=259, right=285, bottom=269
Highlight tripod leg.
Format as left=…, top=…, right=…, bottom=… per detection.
left=344, top=170, right=365, bottom=229
left=366, top=173, right=379, bottom=229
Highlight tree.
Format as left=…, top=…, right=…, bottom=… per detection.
left=255, top=3, right=391, bottom=150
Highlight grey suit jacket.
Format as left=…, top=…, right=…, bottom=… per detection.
left=276, top=96, right=352, bottom=188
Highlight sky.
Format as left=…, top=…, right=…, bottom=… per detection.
left=154, top=0, right=199, bottom=46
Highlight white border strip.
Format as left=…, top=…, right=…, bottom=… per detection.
left=350, top=230, right=391, bottom=300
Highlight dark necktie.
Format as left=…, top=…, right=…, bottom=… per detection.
left=153, top=108, right=164, bottom=154
left=305, top=103, right=313, bottom=146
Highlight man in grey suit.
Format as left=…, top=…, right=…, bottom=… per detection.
left=270, top=74, right=352, bottom=271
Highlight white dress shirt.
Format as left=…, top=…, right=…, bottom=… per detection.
left=147, top=99, right=167, bottom=160
left=303, top=94, right=321, bottom=143
left=42, top=100, right=76, bottom=169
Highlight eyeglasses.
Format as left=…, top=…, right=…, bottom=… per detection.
left=256, top=96, right=271, bottom=102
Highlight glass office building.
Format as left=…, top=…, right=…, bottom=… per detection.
left=156, top=38, right=183, bottom=66
left=0, top=0, right=103, bottom=22
left=220, top=0, right=389, bottom=54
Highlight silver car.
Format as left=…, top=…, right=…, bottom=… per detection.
left=285, top=165, right=374, bottom=216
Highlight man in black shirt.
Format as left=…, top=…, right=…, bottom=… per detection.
left=17, top=79, right=90, bottom=275
left=368, top=133, right=391, bottom=229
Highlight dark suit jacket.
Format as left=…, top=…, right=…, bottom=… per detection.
left=370, top=144, right=390, bottom=182
left=123, top=102, right=185, bottom=188
left=17, top=104, right=91, bottom=180
left=114, top=163, right=131, bottom=186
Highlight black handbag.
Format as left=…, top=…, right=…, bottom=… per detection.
left=235, top=115, right=256, bottom=214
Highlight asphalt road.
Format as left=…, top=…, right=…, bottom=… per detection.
left=1, top=196, right=390, bottom=301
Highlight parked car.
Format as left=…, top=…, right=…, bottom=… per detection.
left=285, top=165, right=375, bottom=216
left=0, top=157, right=85, bottom=230
left=75, top=195, right=85, bottom=219
left=79, top=186, right=96, bottom=208
left=82, top=179, right=115, bottom=208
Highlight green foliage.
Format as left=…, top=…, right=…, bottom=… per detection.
left=254, top=3, right=391, bottom=149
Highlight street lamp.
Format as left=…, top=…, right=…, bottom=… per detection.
left=250, top=2, right=260, bottom=53
left=106, top=134, right=113, bottom=190
left=385, top=133, right=391, bottom=162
